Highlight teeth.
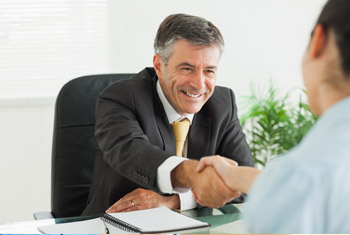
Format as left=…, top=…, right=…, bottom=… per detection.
left=185, top=91, right=201, bottom=98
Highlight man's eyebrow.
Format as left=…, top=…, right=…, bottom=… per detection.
left=176, top=62, right=217, bottom=70
left=176, top=62, right=195, bottom=68
left=205, top=65, right=218, bottom=70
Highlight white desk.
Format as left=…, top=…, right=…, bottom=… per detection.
left=0, top=203, right=247, bottom=234
left=0, top=219, right=55, bottom=233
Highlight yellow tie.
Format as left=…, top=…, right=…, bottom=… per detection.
left=171, top=118, right=190, bottom=157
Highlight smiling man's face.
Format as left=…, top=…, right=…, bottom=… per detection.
left=154, top=39, right=221, bottom=116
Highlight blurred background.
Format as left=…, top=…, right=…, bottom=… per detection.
left=0, top=0, right=327, bottom=223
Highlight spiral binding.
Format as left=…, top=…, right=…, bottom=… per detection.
left=101, top=213, right=142, bottom=233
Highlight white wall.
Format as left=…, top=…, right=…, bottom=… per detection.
left=0, top=99, right=54, bottom=223
left=107, top=0, right=326, bottom=110
left=0, top=0, right=327, bottom=223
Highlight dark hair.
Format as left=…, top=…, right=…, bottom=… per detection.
left=316, top=0, right=350, bottom=75
left=154, top=13, right=224, bottom=64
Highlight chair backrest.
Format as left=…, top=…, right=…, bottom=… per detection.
left=51, top=73, right=135, bottom=218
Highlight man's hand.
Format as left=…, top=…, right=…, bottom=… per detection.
left=196, top=155, right=261, bottom=194
left=191, top=165, right=241, bottom=207
left=106, top=188, right=180, bottom=213
left=196, top=155, right=238, bottom=190
left=171, top=159, right=240, bottom=208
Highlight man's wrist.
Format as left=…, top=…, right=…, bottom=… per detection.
left=167, top=194, right=180, bottom=210
left=171, top=160, right=198, bottom=188
left=157, top=156, right=187, bottom=194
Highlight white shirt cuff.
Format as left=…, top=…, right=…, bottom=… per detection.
left=177, top=190, right=197, bottom=210
left=157, top=156, right=187, bottom=194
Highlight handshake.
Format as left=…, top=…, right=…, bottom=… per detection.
left=106, top=156, right=260, bottom=214
left=172, top=156, right=260, bottom=208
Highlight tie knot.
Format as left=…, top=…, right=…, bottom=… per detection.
left=171, top=118, right=190, bottom=142
left=171, top=118, right=190, bottom=157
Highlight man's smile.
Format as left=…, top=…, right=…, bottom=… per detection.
left=182, top=91, right=204, bottom=98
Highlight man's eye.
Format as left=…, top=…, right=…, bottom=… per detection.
left=180, top=67, right=193, bottom=74
left=205, top=70, right=216, bottom=77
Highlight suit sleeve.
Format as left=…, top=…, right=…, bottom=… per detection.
left=216, top=89, right=253, bottom=167
left=213, top=89, right=253, bottom=203
left=95, top=81, right=170, bottom=191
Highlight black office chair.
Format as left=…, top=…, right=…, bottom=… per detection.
left=34, top=73, right=135, bottom=219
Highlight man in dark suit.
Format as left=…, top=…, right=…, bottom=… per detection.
left=82, top=13, right=253, bottom=216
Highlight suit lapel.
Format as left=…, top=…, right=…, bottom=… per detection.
left=151, top=75, right=176, bottom=155
left=188, top=113, right=212, bottom=159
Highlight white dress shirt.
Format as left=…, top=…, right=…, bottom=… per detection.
left=155, top=81, right=197, bottom=210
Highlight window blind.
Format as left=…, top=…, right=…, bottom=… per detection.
left=0, top=0, right=109, bottom=99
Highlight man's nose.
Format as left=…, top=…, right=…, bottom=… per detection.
left=191, top=71, right=205, bottom=91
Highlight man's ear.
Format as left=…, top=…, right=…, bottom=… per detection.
left=153, top=54, right=163, bottom=80
left=310, top=24, right=327, bottom=58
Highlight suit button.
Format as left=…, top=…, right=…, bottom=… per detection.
left=144, top=177, right=149, bottom=184
left=133, top=172, right=138, bottom=178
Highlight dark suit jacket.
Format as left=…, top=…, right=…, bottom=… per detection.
left=82, top=67, right=253, bottom=215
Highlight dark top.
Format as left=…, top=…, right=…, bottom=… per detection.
left=82, top=67, right=253, bottom=215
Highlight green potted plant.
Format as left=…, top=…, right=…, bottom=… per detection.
left=240, top=82, right=317, bottom=168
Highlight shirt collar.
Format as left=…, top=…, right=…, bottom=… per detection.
left=315, top=96, right=350, bottom=126
left=157, top=80, right=194, bottom=124
left=298, top=96, right=350, bottom=146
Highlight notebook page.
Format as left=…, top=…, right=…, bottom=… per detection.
left=38, top=206, right=209, bottom=234
left=109, top=206, right=209, bottom=233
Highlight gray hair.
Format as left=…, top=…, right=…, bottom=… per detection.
left=154, top=14, right=225, bottom=64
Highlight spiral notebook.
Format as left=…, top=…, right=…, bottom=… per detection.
left=38, top=206, right=210, bottom=234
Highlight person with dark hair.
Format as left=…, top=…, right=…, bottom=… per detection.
left=194, top=0, right=350, bottom=233
left=82, top=13, right=253, bottom=215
